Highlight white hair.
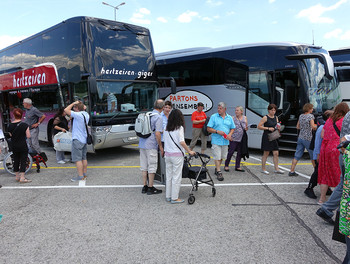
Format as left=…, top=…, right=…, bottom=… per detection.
left=218, top=102, right=226, bottom=109
left=23, top=98, right=32, bottom=105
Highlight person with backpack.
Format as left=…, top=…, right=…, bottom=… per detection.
left=304, top=113, right=329, bottom=199
left=139, top=99, right=164, bottom=195
left=189, top=102, right=207, bottom=154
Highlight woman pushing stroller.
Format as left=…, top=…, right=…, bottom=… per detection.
left=163, top=109, right=195, bottom=204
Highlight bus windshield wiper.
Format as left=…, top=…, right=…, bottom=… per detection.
left=107, top=112, right=122, bottom=123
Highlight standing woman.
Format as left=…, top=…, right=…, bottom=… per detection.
left=164, top=109, right=195, bottom=204
left=8, top=108, right=31, bottom=183
left=258, top=104, right=283, bottom=174
left=224, top=106, right=248, bottom=172
left=53, top=108, right=69, bottom=164
left=289, top=103, right=317, bottom=176
left=318, top=102, right=349, bottom=205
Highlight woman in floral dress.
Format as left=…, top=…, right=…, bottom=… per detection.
left=318, top=102, right=349, bottom=205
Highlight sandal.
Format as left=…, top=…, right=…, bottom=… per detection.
left=224, top=167, right=229, bottom=172
left=19, top=178, right=32, bottom=184
left=15, top=177, right=20, bottom=182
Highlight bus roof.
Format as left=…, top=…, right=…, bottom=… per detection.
left=156, top=42, right=322, bottom=60
left=0, top=16, right=150, bottom=53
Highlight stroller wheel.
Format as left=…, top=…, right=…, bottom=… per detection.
left=212, top=188, right=216, bottom=197
left=188, top=195, right=195, bottom=205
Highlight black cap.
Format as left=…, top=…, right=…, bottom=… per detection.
left=198, top=102, right=204, bottom=107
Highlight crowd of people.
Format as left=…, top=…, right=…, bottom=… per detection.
left=0, top=98, right=90, bottom=183
left=2, top=97, right=350, bottom=262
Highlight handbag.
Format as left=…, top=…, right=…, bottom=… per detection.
left=332, top=211, right=346, bottom=244
left=268, top=129, right=280, bottom=141
left=82, top=114, right=93, bottom=145
left=168, top=132, right=190, bottom=177
left=53, top=131, right=72, bottom=152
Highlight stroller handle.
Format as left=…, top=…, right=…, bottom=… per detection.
left=195, top=152, right=210, bottom=159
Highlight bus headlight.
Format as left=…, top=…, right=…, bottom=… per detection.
left=93, top=126, right=112, bottom=134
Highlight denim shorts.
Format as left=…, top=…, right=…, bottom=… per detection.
left=71, top=139, right=87, bottom=162
left=294, top=138, right=313, bottom=160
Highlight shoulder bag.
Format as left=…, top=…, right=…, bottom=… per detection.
left=82, top=114, right=93, bottom=145
left=169, top=131, right=190, bottom=177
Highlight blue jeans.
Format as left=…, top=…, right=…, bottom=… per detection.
left=56, top=150, right=65, bottom=162
left=321, top=154, right=344, bottom=218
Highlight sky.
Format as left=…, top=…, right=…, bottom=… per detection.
left=0, top=0, right=349, bottom=54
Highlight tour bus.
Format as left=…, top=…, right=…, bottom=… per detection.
left=329, top=48, right=350, bottom=106
left=156, top=42, right=341, bottom=150
left=0, top=16, right=158, bottom=150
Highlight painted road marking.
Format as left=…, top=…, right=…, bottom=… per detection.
left=0, top=182, right=308, bottom=190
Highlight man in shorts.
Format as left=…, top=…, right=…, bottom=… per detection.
left=207, top=102, right=235, bottom=181
left=189, top=102, right=207, bottom=154
left=139, top=99, right=164, bottom=195
left=64, top=101, right=89, bottom=182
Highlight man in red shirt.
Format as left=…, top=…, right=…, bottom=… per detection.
left=189, top=102, right=207, bottom=154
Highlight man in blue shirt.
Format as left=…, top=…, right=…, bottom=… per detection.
left=207, top=102, right=235, bottom=181
left=64, top=101, right=90, bottom=182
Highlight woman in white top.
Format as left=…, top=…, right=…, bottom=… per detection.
left=164, top=109, right=195, bottom=204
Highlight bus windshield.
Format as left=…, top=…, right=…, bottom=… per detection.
left=91, top=81, right=157, bottom=117
left=303, top=58, right=341, bottom=113
left=90, top=21, right=155, bottom=81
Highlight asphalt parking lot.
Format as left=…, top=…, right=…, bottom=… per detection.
left=0, top=143, right=347, bottom=263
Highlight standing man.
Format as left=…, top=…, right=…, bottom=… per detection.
left=64, top=101, right=89, bottom=182
left=189, top=102, right=207, bottom=154
left=107, top=92, right=117, bottom=113
left=207, top=102, right=235, bottom=181
left=139, top=99, right=164, bottom=195
left=23, top=98, right=46, bottom=158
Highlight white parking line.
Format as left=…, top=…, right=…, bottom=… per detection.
left=0, top=182, right=308, bottom=190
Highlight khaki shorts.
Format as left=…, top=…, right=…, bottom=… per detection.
left=211, top=144, right=228, bottom=161
left=140, top=148, right=158, bottom=173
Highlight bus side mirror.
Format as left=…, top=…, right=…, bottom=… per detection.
left=170, top=78, right=176, bottom=94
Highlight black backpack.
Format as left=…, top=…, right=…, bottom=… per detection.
left=202, top=117, right=211, bottom=136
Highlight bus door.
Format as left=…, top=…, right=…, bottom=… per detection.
left=0, top=92, right=12, bottom=132
left=273, top=70, right=300, bottom=124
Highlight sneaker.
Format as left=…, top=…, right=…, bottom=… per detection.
left=142, top=185, right=148, bottom=194
left=274, top=170, right=284, bottom=174
left=216, top=171, right=224, bottom=181
left=147, top=186, right=162, bottom=195
left=304, top=188, right=317, bottom=199
left=261, top=170, right=270, bottom=175
left=166, top=197, right=171, bottom=202
left=288, top=171, right=298, bottom=176
left=171, top=199, right=184, bottom=204
left=64, top=159, right=71, bottom=163
left=71, top=176, right=83, bottom=182
left=316, top=208, right=335, bottom=225
left=57, top=160, right=65, bottom=164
